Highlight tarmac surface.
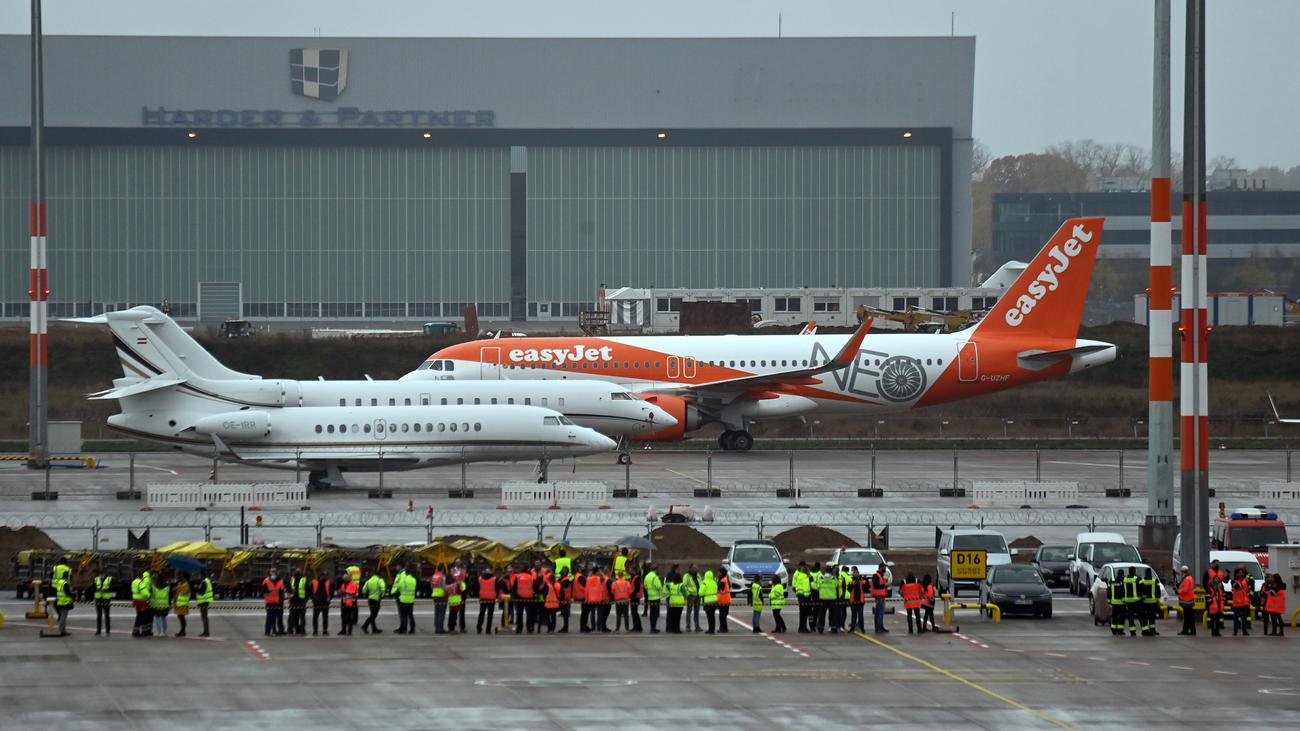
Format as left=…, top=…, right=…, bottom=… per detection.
left=1, top=449, right=1296, bottom=550
left=1, top=591, right=1295, bottom=730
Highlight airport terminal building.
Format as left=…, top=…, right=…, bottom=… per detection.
left=0, top=35, right=975, bottom=322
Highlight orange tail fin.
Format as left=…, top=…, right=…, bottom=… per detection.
left=976, top=217, right=1105, bottom=339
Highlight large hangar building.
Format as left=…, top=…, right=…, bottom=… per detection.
left=0, top=35, right=975, bottom=323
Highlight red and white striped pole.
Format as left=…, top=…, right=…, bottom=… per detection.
left=1179, top=0, right=1210, bottom=579
left=1144, top=0, right=1175, bottom=546
left=27, top=0, right=49, bottom=467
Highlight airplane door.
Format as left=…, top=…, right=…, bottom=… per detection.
left=683, top=357, right=697, bottom=379
left=957, top=341, right=979, bottom=383
left=480, top=346, right=502, bottom=379
left=373, top=419, right=387, bottom=440
left=666, top=356, right=680, bottom=380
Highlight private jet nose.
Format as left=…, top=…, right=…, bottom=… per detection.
left=643, top=402, right=678, bottom=428
left=579, top=428, right=618, bottom=452
left=1070, top=339, right=1117, bottom=374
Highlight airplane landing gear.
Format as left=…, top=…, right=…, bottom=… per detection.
left=536, top=458, right=551, bottom=484
left=308, top=470, right=328, bottom=489
left=617, top=452, right=632, bottom=465
left=718, top=430, right=754, bottom=452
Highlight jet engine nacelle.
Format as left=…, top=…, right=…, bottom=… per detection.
left=721, top=394, right=818, bottom=424
left=637, top=394, right=702, bottom=441
left=193, top=410, right=272, bottom=439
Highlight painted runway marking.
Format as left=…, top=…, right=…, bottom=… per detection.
left=1170, top=665, right=1194, bottom=670
left=1045, top=460, right=1146, bottom=470
left=1087, top=656, right=1106, bottom=662
left=1045, top=652, right=1067, bottom=658
left=1127, top=660, right=1149, bottom=666
left=1259, top=675, right=1288, bottom=680
left=663, top=467, right=706, bottom=486
left=243, top=640, right=270, bottom=661
left=725, top=615, right=810, bottom=657
left=852, top=631, right=1077, bottom=731
left=1213, top=670, right=1237, bottom=676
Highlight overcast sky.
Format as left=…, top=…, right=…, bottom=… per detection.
left=2, top=0, right=1296, bottom=169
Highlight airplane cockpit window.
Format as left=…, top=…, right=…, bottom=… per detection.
left=543, top=416, right=560, bottom=426
left=610, top=392, right=632, bottom=400
left=418, top=360, right=434, bottom=371
left=558, top=416, right=576, bottom=426
left=444, top=360, right=455, bottom=371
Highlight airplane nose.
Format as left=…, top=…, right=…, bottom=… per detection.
left=647, top=404, right=678, bottom=427
left=589, top=431, right=617, bottom=451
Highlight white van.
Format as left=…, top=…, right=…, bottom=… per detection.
left=937, top=528, right=1013, bottom=597
left=1069, top=532, right=1141, bottom=596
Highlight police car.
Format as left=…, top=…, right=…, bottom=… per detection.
left=827, top=547, right=894, bottom=596
left=722, top=539, right=789, bottom=593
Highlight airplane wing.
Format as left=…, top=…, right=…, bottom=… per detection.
left=799, top=321, right=818, bottom=335
left=647, top=317, right=872, bottom=400
left=1016, top=344, right=1113, bottom=371
left=1268, top=393, right=1300, bottom=424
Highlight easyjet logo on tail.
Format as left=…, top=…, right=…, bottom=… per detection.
left=1004, top=223, right=1095, bottom=328
left=508, top=344, right=614, bottom=365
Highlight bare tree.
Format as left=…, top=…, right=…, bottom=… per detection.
left=970, top=140, right=991, bottom=180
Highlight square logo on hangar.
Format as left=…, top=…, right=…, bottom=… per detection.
left=290, top=48, right=348, bottom=101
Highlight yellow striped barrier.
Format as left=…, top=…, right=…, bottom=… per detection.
left=1290, top=607, right=1300, bottom=628
left=943, top=601, right=1000, bottom=625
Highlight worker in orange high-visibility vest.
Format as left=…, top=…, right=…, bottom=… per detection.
left=611, top=573, right=633, bottom=632
left=543, top=576, right=562, bottom=633
left=920, top=574, right=937, bottom=633
left=513, top=565, right=537, bottom=634
left=477, top=568, right=499, bottom=635
left=900, top=573, right=923, bottom=635
left=1263, top=573, right=1287, bottom=636
left=589, top=568, right=612, bottom=633
left=1231, top=568, right=1253, bottom=636
left=1176, top=566, right=1197, bottom=636
left=716, top=570, right=732, bottom=634
left=262, top=567, right=285, bottom=637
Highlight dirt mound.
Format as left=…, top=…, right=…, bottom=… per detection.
left=0, top=526, right=62, bottom=587
left=647, top=525, right=724, bottom=564
left=772, top=526, right=859, bottom=555
left=1008, top=535, right=1043, bottom=548
left=433, top=534, right=488, bottom=543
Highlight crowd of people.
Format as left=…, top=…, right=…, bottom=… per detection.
left=1109, top=558, right=1290, bottom=638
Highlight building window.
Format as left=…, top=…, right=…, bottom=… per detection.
left=933, top=296, right=959, bottom=312
left=656, top=297, right=683, bottom=312
left=774, top=297, right=802, bottom=312
left=892, top=297, right=920, bottom=311
left=737, top=298, right=762, bottom=314
left=813, top=299, right=841, bottom=312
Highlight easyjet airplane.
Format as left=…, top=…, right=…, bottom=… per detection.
left=409, top=218, right=1115, bottom=453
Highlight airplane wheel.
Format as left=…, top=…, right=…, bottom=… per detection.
left=307, top=470, right=327, bottom=489
left=731, top=431, right=754, bottom=452
left=617, top=452, right=632, bottom=465
left=718, top=431, right=735, bottom=450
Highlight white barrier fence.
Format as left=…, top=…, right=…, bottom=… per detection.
left=1258, top=483, right=1300, bottom=502
left=500, top=481, right=609, bottom=508
left=972, top=481, right=1079, bottom=507
left=147, top=482, right=309, bottom=509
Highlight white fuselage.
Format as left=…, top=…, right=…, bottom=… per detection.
left=108, top=403, right=615, bottom=471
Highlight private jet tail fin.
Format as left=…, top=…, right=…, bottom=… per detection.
left=88, top=377, right=186, bottom=400
left=974, top=217, right=1105, bottom=339
left=1268, top=392, right=1300, bottom=424
left=89, top=306, right=260, bottom=381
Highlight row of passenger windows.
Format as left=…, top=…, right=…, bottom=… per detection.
left=339, top=397, right=563, bottom=407
left=505, top=357, right=943, bottom=370
left=315, top=422, right=482, bottom=435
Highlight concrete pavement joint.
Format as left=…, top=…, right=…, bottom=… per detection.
left=725, top=615, right=810, bottom=657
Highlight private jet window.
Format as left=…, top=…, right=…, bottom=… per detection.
left=370, top=398, right=378, bottom=406
left=441, top=398, right=448, bottom=405
left=438, top=423, right=446, bottom=432
left=491, top=398, right=498, bottom=405
left=421, top=397, right=429, bottom=405
left=389, top=399, right=396, bottom=406
left=351, top=424, right=359, bottom=433
left=355, top=398, right=362, bottom=406
left=364, top=424, right=371, bottom=433
left=937, top=359, right=944, bottom=365
left=541, top=398, right=549, bottom=407
left=461, top=422, right=469, bottom=432
left=781, top=360, right=787, bottom=367
left=508, top=398, right=515, bottom=405
left=327, top=425, right=335, bottom=434
left=339, top=399, right=345, bottom=406
left=315, top=425, right=323, bottom=434
left=926, top=359, right=932, bottom=365
left=457, top=398, right=464, bottom=405
left=525, top=398, right=532, bottom=405
left=558, top=397, right=566, bottom=406
left=401, top=423, right=409, bottom=433
left=543, top=416, right=560, bottom=425
left=611, top=392, right=632, bottom=400
left=388, top=423, right=396, bottom=433
left=474, top=398, right=481, bottom=405
left=404, top=398, right=411, bottom=406
left=414, top=423, right=421, bottom=433
left=474, top=423, right=482, bottom=432
left=339, top=424, right=347, bottom=434
left=729, top=361, right=736, bottom=367
left=449, top=423, right=457, bottom=432
left=761, top=360, right=767, bottom=367
left=802, top=360, right=808, bottom=366
left=426, top=423, right=433, bottom=432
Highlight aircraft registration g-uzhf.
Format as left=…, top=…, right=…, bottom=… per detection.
left=415, top=217, right=1116, bottom=452
left=74, top=307, right=658, bottom=486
